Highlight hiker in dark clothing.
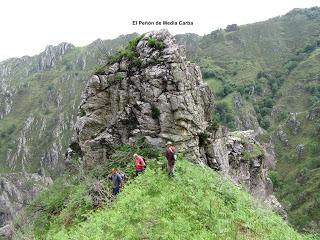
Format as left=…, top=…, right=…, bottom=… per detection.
left=165, top=141, right=176, bottom=177
left=109, top=168, right=123, bottom=196
left=134, top=153, right=145, bottom=176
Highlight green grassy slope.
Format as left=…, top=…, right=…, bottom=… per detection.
left=53, top=160, right=305, bottom=240
left=270, top=47, right=320, bottom=232
left=194, top=7, right=320, bottom=88
left=16, top=146, right=306, bottom=239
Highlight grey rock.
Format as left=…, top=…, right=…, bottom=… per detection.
left=68, top=29, right=213, bottom=166
left=306, top=105, right=320, bottom=120
left=264, top=195, right=288, bottom=221
left=204, top=129, right=286, bottom=218
left=232, top=93, right=263, bottom=134
left=286, top=112, right=301, bottom=134
left=37, top=42, right=74, bottom=71
left=0, top=224, right=14, bottom=240
left=277, top=129, right=289, bottom=146
left=0, top=173, right=52, bottom=231
left=296, top=144, right=304, bottom=159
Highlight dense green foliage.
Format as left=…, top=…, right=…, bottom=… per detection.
left=107, top=34, right=145, bottom=66
left=147, top=37, right=165, bottom=50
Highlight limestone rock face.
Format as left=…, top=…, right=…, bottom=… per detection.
left=232, top=93, right=263, bottom=134
left=307, top=104, right=320, bottom=120
left=37, top=42, right=74, bottom=71
left=67, top=30, right=284, bottom=217
left=0, top=172, right=52, bottom=236
left=205, top=129, right=287, bottom=219
left=69, top=30, right=213, bottom=166
left=286, top=112, right=301, bottom=134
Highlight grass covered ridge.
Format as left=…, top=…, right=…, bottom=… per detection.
left=46, top=159, right=303, bottom=239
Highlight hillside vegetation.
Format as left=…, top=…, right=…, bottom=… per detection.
left=177, top=7, right=320, bottom=232
left=14, top=144, right=308, bottom=240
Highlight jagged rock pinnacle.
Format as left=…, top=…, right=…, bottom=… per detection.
left=67, top=29, right=286, bottom=218
left=69, top=29, right=213, bottom=165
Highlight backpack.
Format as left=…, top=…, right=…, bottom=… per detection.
left=119, top=172, right=125, bottom=181
left=142, top=157, right=147, bottom=170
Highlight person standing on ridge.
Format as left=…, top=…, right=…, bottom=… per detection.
left=109, top=168, right=123, bottom=197
left=134, top=153, right=145, bottom=176
left=165, top=141, right=176, bottom=177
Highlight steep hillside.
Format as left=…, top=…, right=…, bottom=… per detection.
left=270, top=47, right=320, bottom=232
left=41, top=159, right=304, bottom=240
left=13, top=143, right=306, bottom=240
left=176, top=7, right=320, bottom=232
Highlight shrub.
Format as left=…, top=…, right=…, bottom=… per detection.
left=217, top=83, right=235, bottom=97
left=94, top=65, right=105, bottom=75
left=269, top=170, right=283, bottom=190
left=79, top=108, right=86, bottom=117
left=208, top=115, right=219, bottom=131
left=214, top=101, right=235, bottom=129
left=151, top=105, right=160, bottom=119
left=147, top=37, right=165, bottom=50
left=108, top=34, right=145, bottom=67
left=284, top=60, right=298, bottom=72
left=259, top=118, right=270, bottom=129
left=115, top=73, right=124, bottom=81
left=242, top=144, right=264, bottom=161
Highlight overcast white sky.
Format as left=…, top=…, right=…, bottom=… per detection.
left=0, top=0, right=319, bottom=61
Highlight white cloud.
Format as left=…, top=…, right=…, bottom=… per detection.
left=0, top=0, right=319, bottom=61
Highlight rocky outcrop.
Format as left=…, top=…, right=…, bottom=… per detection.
left=296, top=144, right=304, bottom=159
left=286, top=112, right=301, bottom=134
left=307, top=104, right=320, bottom=120
left=0, top=173, right=52, bottom=239
left=232, top=93, right=263, bottom=134
left=204, top=129, right=286, bottom=219
left=69, top=30, right=213, bottom=166
left=277, top=129, right=289, bottom=146
left=37, top=42, right=74, bottom=71
left=67, top=30, right=284, bottom=217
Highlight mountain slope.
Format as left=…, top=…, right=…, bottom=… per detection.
left=50, top=160, right=306, bottom=239
left=176, top=7, right=320, bottom=232
left=18, top=157, right=305, bottom=240
left=0, top=34, right=137, bottom=174
left=270, top=47, right=320, bottom=232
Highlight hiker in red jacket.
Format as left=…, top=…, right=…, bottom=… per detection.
left=134, top=153, right=145, bottom=176
left=165, top=141, right=176, bottom=177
